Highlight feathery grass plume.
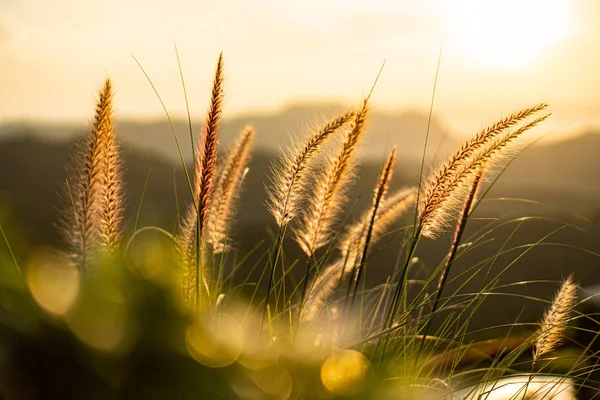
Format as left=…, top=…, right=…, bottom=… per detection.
left=418, top=109, right=549, bottom=238
left=97, top=81, right=124, bottom=257
left=263, top=111, right=353, bottom=332
left=295, top=100, right=368, bottom=257
left=339, top=188, right=415, bottom=261
left=267, top=111, right=354, bottom=227
left=419, top=103, right=546, bottom=216
left=349, top=147, right=397, bottom=307
left=301, top=258, right=346, bottom=323
left=207, top=127, right=254, bottom=253
left=301, top=189, right=414, bottom=323
left=418, top=164, right=487, bottom=354
left=176, top=53, right=224, bottom=309
left=60, top=78, right=115, bottom=271
left=176, top=207, right=213, bottom=308
left=303, top=148, right=396, bottom=314
left=344, top=148, right=396, bottom=263
left=533, top=275, right=579, bottom=365
left=194, top=52, right=224, bottom=240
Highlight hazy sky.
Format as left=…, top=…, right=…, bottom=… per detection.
left=1, top=0, right=600, bottom=135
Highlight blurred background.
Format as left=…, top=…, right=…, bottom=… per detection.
left=1, top=0, right=600, bottom=331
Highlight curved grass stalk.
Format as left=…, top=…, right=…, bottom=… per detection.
left=348, top=147, right=396, bottom=314
left=261, top=111, right=355, bottom=335
left=295, top=101, right=368, bottom=258
left=301, top=188, right=414, bottom=324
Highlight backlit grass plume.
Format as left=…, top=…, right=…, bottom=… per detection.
left=207, top=127, right=254, bottom=253
left=267, top=110, right=354, bottom=227
left=533, top=275, right=579, bottom=366
left=418, top=105, right=549, bottom=238
left=339, top=188, right=415, bottom=261
left=175, top=53, right=224, bottom=309
left=295, top=100, right=368, bottom=257
left=60, top=78, right=122, bottom=270
left=349, top=147, right=396, bottom=308
left=194, top=51, right=224, bottom=242
left=98, top=83, right=124, bottom=257
left=302, top=154, right=416, bottom=324
left=34, top=52, right=596, bottom=399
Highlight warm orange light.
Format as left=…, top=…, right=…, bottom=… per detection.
left=447, top=0, right=572, bottom=68
left=321, top=349, right=369, bottom=395
left=27, top=248, right=80, bottom=317
left=186, top=314, right=244, bottom=368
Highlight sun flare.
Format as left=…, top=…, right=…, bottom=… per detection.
left=448, top=0, right=572, bottom=68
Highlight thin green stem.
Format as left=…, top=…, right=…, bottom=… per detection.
left=417, top=169, right=483, bottom=357
left=0, top=224, right=22, bottom=281
left=299, top=253, right=315, bottom=319
left=377, top=227, right=421, bottom=362
left=260, top=224, right=287, bottom=339
left=413, top=44, right=443, bottom=228
left=130, top=168, right=152, bottom=252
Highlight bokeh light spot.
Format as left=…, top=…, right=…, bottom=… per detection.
left=251, top=365, right=292, bottom=400
left=27, top=248, right=79, bottom=316
left=66, top=287, right=132, bottom=353
left=186, top=314, right=244, bottom=368
left=320, top=349, right=369, bottom=395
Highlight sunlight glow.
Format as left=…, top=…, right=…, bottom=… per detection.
left=321, top=350, right=369, bottom=395
left=186, top=314, right=244, bottom=368
left=27, top=249, right=79, bottom=316
left=448, top=0, right=572, bottom=68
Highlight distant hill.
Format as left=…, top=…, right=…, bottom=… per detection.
left=1, top=131, right=600, bottom=248
left=0, top=104, right=456, bottom=164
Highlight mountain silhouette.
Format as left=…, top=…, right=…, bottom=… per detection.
left=0, top=104, right=456, bottom=164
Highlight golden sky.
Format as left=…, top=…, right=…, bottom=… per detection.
left=1, top=0, right=599, bottom=135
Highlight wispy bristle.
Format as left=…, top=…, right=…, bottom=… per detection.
left=419, top=109, right=549, bottom=238
left=175, top=208, right=210, bottom=308
left=348, top=147, right=396, bottom=268
left=533, top=275, right=579, bottom=363
left=207, top=127, right=254, bottom=253
left=267, top=110, right=354, bottom=227
left=339, top=188, right=415, bottom=259
left=301, top=258, right=346, bottom=323
left=195, top=52, right=224, bottom=240
left=302, top=188, right=415, bottom=323
left=60, top=78, right=116, bottom=270
left=97, top=79, right=124, bottom=257
left=295, top=100, right=368, bottom=257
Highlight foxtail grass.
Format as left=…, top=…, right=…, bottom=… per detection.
left=262, top=110, right=355, bottom=334
left=533, top=275, right=579, bottom=368
left=267, top=111, right=354, bottom=228
left=300, top=187, right=414, bottom=324
left=59, top=78, right=123, bottom=271
left=418, top=106, right=549, bottom=238
left=207, top=127, right=254, bottom=254
left=348, top=147, right=396, bottom=314
left=295, top=101, right=368, bottom=258
left=42, top=56, right=598, bottom=399
left=381, top=106, right=551, bottom=357
left=175, top=53, right=224, bottom=311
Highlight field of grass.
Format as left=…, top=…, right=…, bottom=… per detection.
left=0, top=54, right=598, bottom=399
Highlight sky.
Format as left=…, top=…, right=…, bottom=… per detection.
left=1, top=0, right=600, bottom=136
